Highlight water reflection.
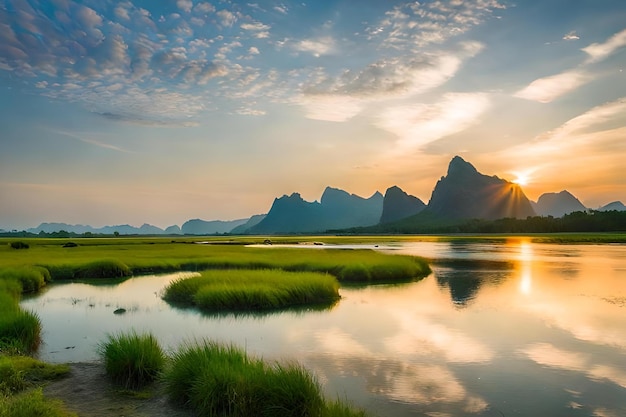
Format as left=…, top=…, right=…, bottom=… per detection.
left=20, top=240, right=626, bottom=416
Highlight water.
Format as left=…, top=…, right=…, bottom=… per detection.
left=21, top=239, right=626, bottom=416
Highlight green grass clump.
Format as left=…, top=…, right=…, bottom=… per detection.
left=0, top=355, right=69, bottom=395
left=163, top=269, right=340, bottom=312
left=98, top=331, right=166, bottom=389
left=0, top=311, right=41, bottom=354
left=73, top=259, right=131, bottom=279
left=164, top=340, right=327, bottom=417
left=0, top=267, right=50, bottom=294
left=164, top=340, right=369, bottom=416
left=8, top=242, right=29, bottom=250
left=0, top=388, right=77, bottom=417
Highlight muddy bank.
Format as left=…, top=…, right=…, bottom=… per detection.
left=43, top=362, right=192, bottom=417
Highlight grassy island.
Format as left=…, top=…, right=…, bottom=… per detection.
left=163, top=269, right=340, bottom=312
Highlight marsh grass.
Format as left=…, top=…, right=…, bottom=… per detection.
left=0, top=388, right=77, bottom=417
left=0, top=237, right=430, bottom=284
left=0, top=310, right=41, bottom=354
left=164, top=340, right=365, bottom=417
left=163, top=269, right=340, bottom=312
left=0, top=355, right=69, bottom=394
left=98, top=331, right=166, bottom=389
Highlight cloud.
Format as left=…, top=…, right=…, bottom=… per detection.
left=177, top=0, right=193, bottom=13
left=292, top=36, right=336, bottom=57
left=377, top=92, right=491, bottom=151
left=541, top=98, right=626, bottom=142
left=296, top=42, right=483, bottom=122
left=296, top=95, right=364, bottom=122
left=194, top=2, right=215, bottom=14
left=304, top=42, right=481, bottom=98
left=54, top=129, right=134, bottom=153
left=583, top=28, right=626, bottom=64
left=240, top=22, right=271, bottom=31
left=374, top=0, right=506, bottom=49
left=216, top=9, right=237, bottom=27
left=514, top=70, right=592, bottom=103
left=563, top=31, right=580, bottom=41
left=515, top=28, right=626, bottom=103
left=273, top=4, right=288, bottom=15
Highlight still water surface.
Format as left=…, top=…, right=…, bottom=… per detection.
left=21, top=240, right=626, bottom=416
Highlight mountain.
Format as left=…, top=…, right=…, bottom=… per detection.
left=598, top=201, right=626, bottom=211
left=230, top=214, right=266, bottom=234
left=164, top=225, right=182, bottom=234
left=181, top=218, right=249, bottom=235
left=27, top=222, right=168, bottom=235
left=248, top=187, right=383, bottom=234
left=532, top=190, right=587, bottom=217
left=379, top=186, right=426, bottom=224
left=426, top=156, right=535, bottom=220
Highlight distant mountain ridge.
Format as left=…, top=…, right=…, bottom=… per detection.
left=598, top=201, right=626, bottom=211
left=246, top=187, right=383, bottom=234
left=12, top=156, right=626, bottom=235
left=26, top=222, right=182, bottom=235
left=181, top=218, right=249, bottom=235
left=532, top=190, right=587, bottom=217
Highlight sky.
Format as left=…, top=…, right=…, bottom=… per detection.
left=1, top=0, right=625, bottom=230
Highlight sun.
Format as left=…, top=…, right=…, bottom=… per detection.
left=511, top=171, right=532, bottom=186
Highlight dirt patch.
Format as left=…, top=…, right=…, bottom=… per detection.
left=43, top=362, right=193, bottom=417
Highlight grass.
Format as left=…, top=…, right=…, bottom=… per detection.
left=0, top=355, right=69, bottom=395
left=163, top=339, right=368, bottom=417
left=0, top=356, right=72, bottom=417
left=163, top=269, right=340, bottom=312
left=98, top=331, right=166, bottom=389
left=0, top=388, right=77, bottom=417
left=0, top=237, right=431, bottom=284
left=0, top=310, right=41, bottom=354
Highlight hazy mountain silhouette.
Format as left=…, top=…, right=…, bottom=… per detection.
left=181, top=218, right=249, bottom=235
left=164, top=225, right=182, bottom=234
left=230, top=214, right=267, bottom=234
left=27, top=222, right=171, bottom=235
left=247, top=187, right=383, bottom=234
left=380, top=186, right=426, bottom=223
left=532, top=190, right=587, bottom=217
left=427, top=156, right=535, bottom=220
left=598, top=201, right=626, bottom=211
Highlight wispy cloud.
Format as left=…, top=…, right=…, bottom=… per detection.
left=515, top=28, right=626, bottom=103
left=541, top=98, right=626, bottom=142
left=583, top=28, right=626, bottom=64
left=377, top=93, right=491, bottom=152
left=514, top=70, right=592, bottom=103
left=54, top=130, right=135, bottom=153
left=296, top=41, right=483, bottom=122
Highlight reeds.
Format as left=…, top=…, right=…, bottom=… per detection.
left=97, top=331, right=166, bottom=389
left=163, top=269, right=340, bottom=312
left=163, top=340, right=366, bottom=417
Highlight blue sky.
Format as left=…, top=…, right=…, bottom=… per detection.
left=1, top=0, right=625, bottom=229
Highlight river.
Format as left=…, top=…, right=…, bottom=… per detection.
left=21, top=238, right=626, bottom=416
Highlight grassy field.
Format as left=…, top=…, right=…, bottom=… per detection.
left=0, top=237, right=431, bottom=283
